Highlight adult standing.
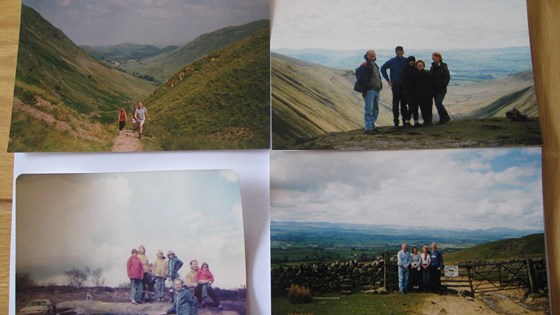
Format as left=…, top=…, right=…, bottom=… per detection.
left=127, top=248, right=144, bottom=305
left=409, top=246, right=421, bottom=291
left=397, top=243, right=411, bottom=294
left=164, top=279, right=198, bottom=315
left=430, top=52, right=451, bottom=124
left=381, top=46, right=409, bottom=128
left=402, top=56, right=420, bottom=127
left=430, top=242, right=444, bottom=294
left=118, top=108, right=127, bottom=133
left=356, top=49, right=383, bottom=134
left=134, top=102, right=149, bottom=139
left=420, top=245, right=432, bottom=291
left=414, top=60, right=435, bottom=126
left=154, top=249, right=168, bottom=302
left=138, top=245, right=150, bottom=302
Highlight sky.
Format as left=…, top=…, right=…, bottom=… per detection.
left=16, top=170, right=246, bottom=289
left=271, top=148, right=544, bottom=231
left=271, top=0, right=530, bottom=50
left=23, top=0, right=270, bottom=46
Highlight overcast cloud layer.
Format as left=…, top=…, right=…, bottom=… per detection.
left=271, top=148, right=543, bottom=231
left=24, top=0, right=269, bottom=46
left=271, top=0, right=529, bottom=50
left=16, top=170, right=246, bottom=289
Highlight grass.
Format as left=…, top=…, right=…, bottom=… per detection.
left=272, top=292, right=425, bottom=315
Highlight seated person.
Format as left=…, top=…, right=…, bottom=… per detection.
left=195, top=262, right=220, bottom=307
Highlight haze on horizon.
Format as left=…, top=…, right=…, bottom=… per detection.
left=271, top=0, right=529, bottom=50
left=23, top=0, right=270, bottom=47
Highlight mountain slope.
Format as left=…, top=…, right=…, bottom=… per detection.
left=143, top=29, right=270, bottom=150
left=9, top=5, right=156, bottom=152
left=121, top=19, right=270, bottom=83
left=82, top=43, right=179, bottom=63
left=271, top=52, right=537, bottom=149
left=445, top=233, right=545, bottom=264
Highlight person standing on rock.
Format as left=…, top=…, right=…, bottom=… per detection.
left=127, top=248, right=144, bottom=305
left=381, top=46, right=409, bottom=128
left=133, top=102, right=149, bottom=139
left=167, top=250, right=184, bottom=302
left=356, top=49, right=383, bottom=134
left=397, top=243, right=411, bottom=294
left=154, top=250, right=168, bottom=302
left=420, top=245, right=432, bottom=291
left=413, top=60, right=435, bottom=126
left=430, top=52, right=451, bottom=124
left=118, top=108, right=127, bottom=133
left=138, top=245, right=150, bottom=302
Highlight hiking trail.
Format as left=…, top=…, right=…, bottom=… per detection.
left=111, top=129, right=143, bottom=152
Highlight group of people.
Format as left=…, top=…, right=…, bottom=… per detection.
left=357, top=46, right=451, bottom=134
left=118, top=102, right=149, bottom=139
left=396, top=242, right=444, bottom=294
left=126, top=245, right=221, bottom=315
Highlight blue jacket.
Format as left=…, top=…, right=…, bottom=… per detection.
left=166, top=286, right=197, bottom=315
left=381, top=56, right=408, bottom=85
left=430, top=250, right=444, bottom=269
left=167, top=257, right=184, bottom=279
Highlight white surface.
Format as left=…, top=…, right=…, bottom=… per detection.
left=11, top=150, right=271, bottom=315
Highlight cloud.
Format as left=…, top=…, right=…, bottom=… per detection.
left=271, top=148, right=543, bottom=231
left=271, top=0, right=528, bottom=49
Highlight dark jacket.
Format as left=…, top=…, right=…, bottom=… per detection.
left=167, top=256, right=184, bottom=279
left=166, top=285, right=197, bottom=315
left=357, top=54, right=382, bottom=92
left=412, top=70, right=434, bottom=103
left=430, top=62, right=450, bottom=94
left=430, top=250, right=444, bottom=269
left=402, top=64, right=418, bottom=96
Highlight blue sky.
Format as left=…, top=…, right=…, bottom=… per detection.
left=271, top=148, right=543, bottom=231
left=271, top=0, right=529, bottom=50
left=23, top=0, right=269, bottom=46
left=16, top=170, right=246, bottom=289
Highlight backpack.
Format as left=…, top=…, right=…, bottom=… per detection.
left=354, top=66, right=365, bottom=93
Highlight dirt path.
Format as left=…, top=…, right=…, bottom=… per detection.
left=420, top=292, right=548, bottom=315
left=56, top=300, right=241, bottom=315
left=111, top=129, right=143, bottom=152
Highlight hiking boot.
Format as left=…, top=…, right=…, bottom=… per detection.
left=365, top=128, right=378, bottom=135
left=438, top=116, right=450, bottom=125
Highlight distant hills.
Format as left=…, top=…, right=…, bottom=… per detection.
left=271, top=52, right=538, bottom=149
left=9, top=5, right=270, bottom=151
left=114, top=19, right=270, bottom=83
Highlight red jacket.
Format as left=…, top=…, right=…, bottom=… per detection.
left=127, top=255, right=144, bottom=279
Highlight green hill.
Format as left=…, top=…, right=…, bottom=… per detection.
left=143, top=29, right=270, bottom=150
left=445, top=233, right=545, bottom=265
left=9, top=5, right=156, bottom=152
left=82, top=43, right=179, bottom=64
left=121, top=20, right=270, bottom=83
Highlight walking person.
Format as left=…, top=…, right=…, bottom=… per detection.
left=356, top=49, right=383, bottom=134
left=397, top=243, right=411, bottom=294
left=118, top=108, right=127, bottom=133
left=133, top=102, right=149, bottom=139
left=430, top=52, right=451, bottom=124
left=430, top=242, right=444, bottom=294
left=127, top=248, right=144, bottom=305
left=381, top=46, right=409, bottom=128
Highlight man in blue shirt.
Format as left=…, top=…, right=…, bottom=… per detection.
left=381, top=46, right=409, bottom=128
left=397, top=243, right=411, bottom=293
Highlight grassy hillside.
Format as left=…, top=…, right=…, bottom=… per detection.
left=143, top=29, right=270, bottom=150
left=9, top=5, right=156, bottom=152
left=271, top=53, right=538, bottom=149
left=445, top=233, right=545, bottom=264
left=121, top=20, right=270, bottom=83
left=272, top=53, right=393, bottom=148
left=82, top=43, right=179, bottom=63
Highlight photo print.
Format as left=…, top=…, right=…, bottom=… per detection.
left=15, top=170, right=247, bottom=314
left=270, top=149, right=549, bottom=314
left=9, top=0, right=270, bottom=152
left=271, top=0, right=540, bottom=150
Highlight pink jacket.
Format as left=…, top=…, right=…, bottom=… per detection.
left=127, top=255, right=144, bottom=279
left=196, top=269, right=214, bottom=283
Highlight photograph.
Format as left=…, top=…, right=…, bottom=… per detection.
left=15, top=170, right=247, bottom=315
left=270, top=149, right=549, bottom=314
left=271, top=0, right=541, bottom=150
left=9, top=0, right=270, bottom=152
